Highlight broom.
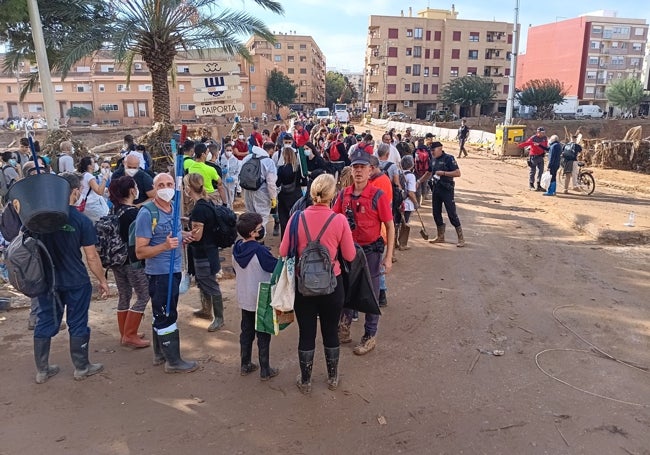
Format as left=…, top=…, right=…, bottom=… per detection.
left=414, top=207, right=429, bottom=240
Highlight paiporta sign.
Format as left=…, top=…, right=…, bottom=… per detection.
left=196, top=103, right=245, bottom=117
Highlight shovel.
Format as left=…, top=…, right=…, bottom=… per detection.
left=414, top=208, right=429, bottom=240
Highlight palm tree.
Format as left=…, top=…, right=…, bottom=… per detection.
left=56, top=0, right=283, bottom=123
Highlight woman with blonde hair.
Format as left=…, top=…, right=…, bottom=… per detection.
left=276, top=146, right=303, bottom=238
left=184, top=173, right=225, bottom=331
left=279, top=173, right=357, bottom=394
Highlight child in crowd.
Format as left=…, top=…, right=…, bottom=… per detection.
left=232, top=212, right=279, bottom=380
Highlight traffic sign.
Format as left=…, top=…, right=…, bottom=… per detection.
left=191, top=75, right=241, bottom=90
left=189, top=61, right=240, bottom=75
left=193, top=90, right=242, bottom=103
left=196, top=103, right=245, bottom=117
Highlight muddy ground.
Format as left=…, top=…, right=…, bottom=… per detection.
left=1, top=136, right=649, bottom=454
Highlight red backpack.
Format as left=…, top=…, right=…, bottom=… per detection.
left=414, top=147, right=431, bottom=178
left=327, top=141, right=341, bottom=161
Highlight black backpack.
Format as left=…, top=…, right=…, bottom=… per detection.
left=382, top=162, right=406, bottom=216
left=94, top=206, right=132, bottom=269
left=205, top=201, right=238, bottom=248
left=562, top=142, right=577, bottom=161
left=0, top=165, right=13, bottom=199
left=0, top=201, right=22, bottom=242
left=6, top=231, right=56, bottom=298
left=296, top=212, right=338, bottom=296
left=239, top=156, right=265, bottom=191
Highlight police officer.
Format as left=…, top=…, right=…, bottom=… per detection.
left=417, top=141, right=465, bottom=247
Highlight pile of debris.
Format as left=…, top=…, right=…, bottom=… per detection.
left=581, top=126, right=650, bottom=173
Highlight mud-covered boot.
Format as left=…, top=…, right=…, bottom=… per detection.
left=296, top=349, right=314, bottom=394
left=455, top=226, right=465, bottom=248
left=258, top=335, right=279, bottom=381
left=429, top=224, right=446, bottom=244
left=338, top=321, right=352, bottom=344
left=207, top=293, right=225, bottom=332
left=158, top=330, right=198, bottom=373
left=324, top=346, right=340, bottom=390
left=240, top=338, right=258, bottom=376
left=151, top=327, right=165, bottom=366
left=70, top=336, right=104, bottom=381
left=34, top=337, right=59, bottom=384
left=193, top=292, right=212, bottom=320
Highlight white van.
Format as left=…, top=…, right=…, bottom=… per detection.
left=313, top=108, right=331, bottom=123
left=576, top=105, right=604, bottom=119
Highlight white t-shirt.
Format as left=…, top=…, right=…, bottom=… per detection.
left=58, top=154, right=74, bottom=173
left=403, top=171, right=417, bottom=212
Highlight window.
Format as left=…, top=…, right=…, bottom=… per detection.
left=592, top=26, right=602, bottom=34
left=635, top=27, right=645, bottom=36
left=388, top=47, right=398, bottom=58
left=630, top=58, right=640, bottom=66
left=434, top=31, right=441, bottom=41
left=300, top=80, right=307, bottom=86
left=98, top=84, right=105, bottom=92
left=611, top=41, right=619, bottom=48
left=117, top=84, right=130, bottom=92
left=274, top=55, right=282, bottom=62
left=288, top=68, right=295, bottom=74
left=467, top=67, right=477, bottom=76
left=138, top=84, right=152, bottom=92
left=180, top=104, right=195, bottom=111
left=387, top=84, right=396, bottom=94
left=503, top=85, right=509, bottom=94
left=100, top=65, right=114, bottom=72
left=274, top=43, right=281, bottom=49
left=138, top=102, right=147, bottom=117
left=300, top=68, right=307, bottom=74
left=407, top=29, right=413, bottom=37
left=100, top=104, right=119, bottom=111
left=6, top=86, right=11, bottom=94
left=450, top=67, right=459, bottom=77
left=405, top=66, right=411, bottom=74
left=506, top=51, right=512, bottom=61
left=76, top=66, right=91, bottom=72
left=288, top=44, right=294, bottom=50
left=55, top=85, right=63, bottom=93
left=423, top=84, right=428, bottom=95
left=431, top=84, right=438, bottom=94
left=452, top=31, right=461, bottom=41
left=387, top=66, right=397, bottom=76
left=426, top=30, right=431, bottom=41
left=433, top=49, right=441, bottom=59
left=404, top=84, right=410, bottom=92
left=431, top=66, right=440, bottom=77
left=299, top=44, right=307, bottom=50
left=251, top=102, right=257, bottom=110
left=250, top=65, right=255, bottom=73
left=300, top=92, right=307, bottom=98
left=406, top=48, right=412, bottom=56
left=411, top=83, right=420, bottom=94
left=179, top=84, right=185, bottom=92
left=632, top=42, right=643, bottom=51
left=134, top=63, right=143, bottom=71
left=425, top=49, right=430, bottom=59
left=585, top=86, right=595, bottom=94
left=424, top=67, right=429, bottom=77
left=414, top=28, right=423, bottom=40
left=611, top=56, right=625, bottom=65
left=590, top=41, right=600, bottom=49
left=413, top=64, right=421, bottom=76
left=451, top=49, right=460, bottom=59
left=468, top=50, right=479, bottom=60
left=76, top=84, right=91, bottom=92
left=388, top=28, right=399, bottom=39
left=250, top=85, right=256, bottom=91
left=507, top=33, right=513, bottom=44
left=28, top=104, right=43, bottom=113
left=300, top=56, right=307, bottom=62
left=505, top=68, right=510, bottom=76
left=288, top=56, right=294, bottom=62
left=413, top=46, right=422, bottom=58
left=469, top=32, right=480, bottom=42
left=586, top=71, right=597, bottom=80
left=177, top=65, right=190, bottom=73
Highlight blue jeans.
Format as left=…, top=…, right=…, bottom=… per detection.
left=147, top=273, right=181, bottom=331
left=34, top=283, right=92, bottom=338
left=342, top=249, right=382, bottom=337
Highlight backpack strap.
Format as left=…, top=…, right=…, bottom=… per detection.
left=142, top=201, right=159, bottom=232
left=300, top=211, right=337, bottom=244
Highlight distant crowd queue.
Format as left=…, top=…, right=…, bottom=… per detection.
left=1, top=116, right=466, bottom=393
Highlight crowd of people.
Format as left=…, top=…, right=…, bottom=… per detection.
left=1, top=118, right=469, bottom=393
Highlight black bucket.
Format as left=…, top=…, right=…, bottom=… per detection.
left=7, top=173, right=70, bottom=234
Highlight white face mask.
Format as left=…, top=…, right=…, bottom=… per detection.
left=304, top=149, right=312, bottom=157
left=225, top=151, right=233, bottom=158
left=93, top=163, right=99, bottom=172
left=125, top=168, right=138, bottom=177
left=157, top=188, right=175, bottom=202
left=238, top=135, right=244, bottom=140
left=133, top=188, right=140, bottom=200
left=70, top=146, right=75, bottom=155
left=206, top=152, right=213, bottom=161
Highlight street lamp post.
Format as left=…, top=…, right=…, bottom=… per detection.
left=381, top=41, right=389, bottom=119
left=504, top=0, right=520, bottom=126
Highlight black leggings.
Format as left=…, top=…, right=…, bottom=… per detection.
left=294, top=275, right=344, bottom=351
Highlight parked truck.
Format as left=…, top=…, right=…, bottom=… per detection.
left=333, top=104, right=350, bottom=123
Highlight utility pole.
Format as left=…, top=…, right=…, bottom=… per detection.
left=381, top=41, right=389, bottom=119
left=504, top=0, right=520, bottom=126
left=26, top=0, right=59, bottom=130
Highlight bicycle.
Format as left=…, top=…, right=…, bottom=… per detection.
left=560, top=161, right=595, bottom=195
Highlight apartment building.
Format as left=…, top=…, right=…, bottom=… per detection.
left=517, top=11, right=648, bottom=110
left=246, top=34, right=326, bottom=112
left=365, top=7, right=515, bottom=119
left=0, top=49, right=277, bottom=126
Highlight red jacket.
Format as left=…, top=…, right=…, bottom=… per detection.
left=518, top=134, right=548, bottom=156
left=332, top=184, right=392, bottom=246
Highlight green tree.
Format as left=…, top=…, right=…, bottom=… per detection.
left=267, top=69, right=297, bottom=114
left=606, top=78, right=645, bottom=115
left=325, top=71, right=356, bottom=108
left=439, top=76, right=496, bottom=116
left=66, top=106, right=92, bottom=119
left=516, top=79, right=567, bottom=119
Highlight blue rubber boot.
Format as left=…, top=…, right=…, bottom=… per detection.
left=543, top=182, right=556, bottom=196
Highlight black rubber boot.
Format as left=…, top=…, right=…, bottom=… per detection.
left=158, top=330, right=198, bottom=373
left=378, top=289, right=388, bottom=307
left=151, top=327, right=165, bottom=366
left=207, top=293, right=225, bottom=332
left=258, top=335, right=279, bottom=381
left=70, top=335, right=104, bottom=381
left=240, top=339, right=258, bottom=375
left=34, top=337, right=59, bottom=384
left=193, top=291, right=212, bottom=320
left=324, top=346, right=340, bottom=391
left=296, top=349, right=315, bottom=395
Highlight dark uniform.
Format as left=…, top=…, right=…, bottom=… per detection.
left=430, top=151, right=461, bottom=229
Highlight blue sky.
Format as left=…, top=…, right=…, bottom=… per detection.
left=230, top=0, right=650, bottom=72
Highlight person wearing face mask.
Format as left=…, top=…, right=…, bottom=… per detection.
left=1, top=152, right=20, bottom=193
left=219, top=144, right=241, bottom=209
left=107, top=176, right=151, bottom=349
left=186, top=143, right=227, bottom=205
left=240, top=145, right=278, bottom=241
left=58, top=141, right=76, bottom=174
left=276, top=146, right=305, bottom=238
left=303, top=141, right=327, bottom=177
left=134, top=173, right=198, bottom=373
left=233, top=129, right=249, bottom=160
left=111, top=154, right=155, bottom=207
left=76, top=156, right=109, bottom=223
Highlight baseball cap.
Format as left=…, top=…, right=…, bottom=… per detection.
left=430, top=141, right=443, bottom=149
left=537, top=127, right=545, bottom=132
left=425, top=132, right=436, bottom=139
left=349, top=148, right=372, bottom=166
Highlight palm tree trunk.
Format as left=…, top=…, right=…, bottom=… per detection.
left=143, top=51, right=175, bottom=123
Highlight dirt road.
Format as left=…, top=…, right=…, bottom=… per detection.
left=1, top=147, right=650, bottom=454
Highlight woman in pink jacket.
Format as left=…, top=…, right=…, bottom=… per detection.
left=279, top=173, right=356, bottom=394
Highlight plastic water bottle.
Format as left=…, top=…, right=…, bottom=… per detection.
left=625, top=211, right=636, bottom=227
